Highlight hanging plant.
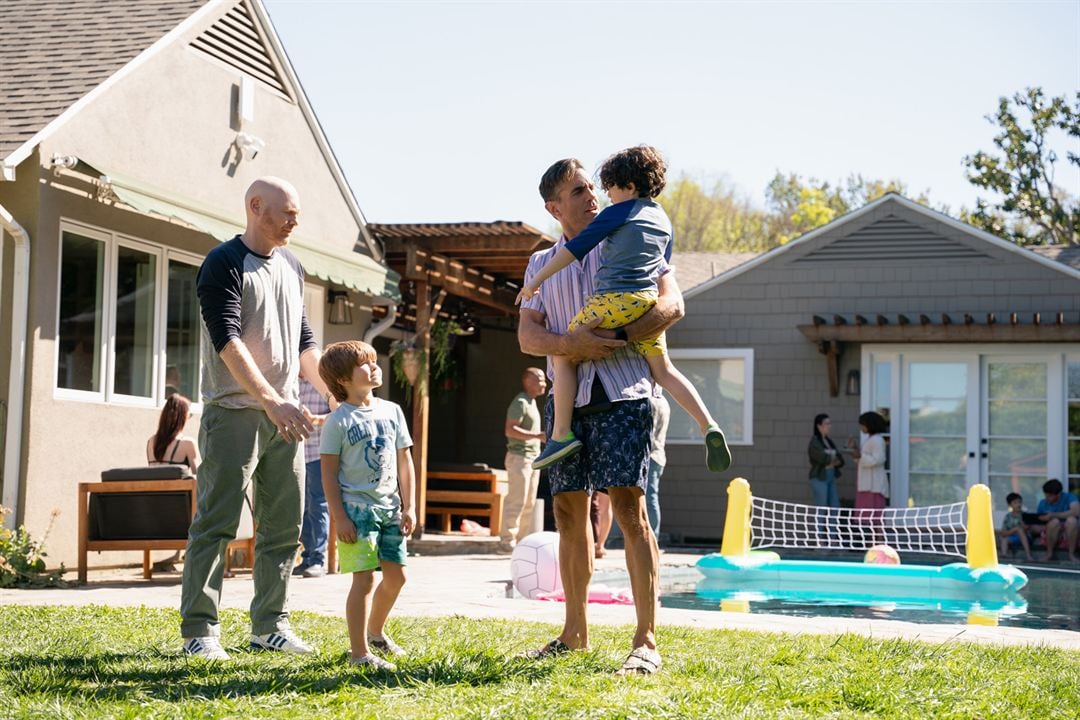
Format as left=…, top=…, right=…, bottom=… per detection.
left=389, top=320, right=463, bottom=394
left=390, top=337, right=424, bottom=392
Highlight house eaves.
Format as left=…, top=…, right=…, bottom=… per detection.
left=684, top=193, right=1080, bottom=300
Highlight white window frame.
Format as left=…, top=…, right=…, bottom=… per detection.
left=54, top=218, right=205, bottom=407
left=666, top=348, right=754, bottom=446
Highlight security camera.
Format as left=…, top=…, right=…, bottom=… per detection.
left=235, top=132, right=266, bottom=161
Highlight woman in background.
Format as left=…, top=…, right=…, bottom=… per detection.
left=850, top=411, right=889, bottom=509
left=808, top=413, right=843, bottom=508
left=146, top=393, right=198, bottom=571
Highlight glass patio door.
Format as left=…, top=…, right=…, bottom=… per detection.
left=905, top=360, right=978, bottom=506
left=983, top=359, right=1049, bottom=513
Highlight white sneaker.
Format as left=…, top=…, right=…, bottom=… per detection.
left=183, top=636, right=230, bottom=660
left=249, top=629, right=315, bottom=655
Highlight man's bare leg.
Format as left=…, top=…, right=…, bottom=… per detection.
left=1045, top=519, right=1062, bottom=561
left=552, top=490, right=594, bottom=649
left=1066, top=518, right=1079, bottom=562
left=609, top=486, right=658, bottom=651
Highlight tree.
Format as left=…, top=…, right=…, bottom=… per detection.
left=657, top=174, right=772, bottom=252
left=963, top=88, right=1080, bottom=246
left=766, top=173, right=930, bottom=244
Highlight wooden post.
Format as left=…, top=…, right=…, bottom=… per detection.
left=412, top=279, right=431, bottom=537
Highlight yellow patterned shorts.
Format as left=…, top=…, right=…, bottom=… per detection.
left=566, top=290, right=665, bottom=357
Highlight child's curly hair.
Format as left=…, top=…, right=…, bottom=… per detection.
left=599, top=145, right=667, bottom=198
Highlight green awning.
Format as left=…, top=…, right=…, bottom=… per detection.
left=89, top=163, right=400, bottom=301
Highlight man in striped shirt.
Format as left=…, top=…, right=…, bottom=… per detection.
left=518, top=159, right=685, bottom=675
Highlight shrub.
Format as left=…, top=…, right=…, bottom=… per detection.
left=0, top=507, right=66, bottom=588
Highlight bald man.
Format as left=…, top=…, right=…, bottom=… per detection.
left=180, top=177, right=333, bottom=659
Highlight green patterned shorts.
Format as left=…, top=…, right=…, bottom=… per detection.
left=338, top=502, right=408, bottom=573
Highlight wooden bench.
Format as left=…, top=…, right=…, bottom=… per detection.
left=78, top=467, right=254, bottom=584
left=426, top=469, right=506, bottom=536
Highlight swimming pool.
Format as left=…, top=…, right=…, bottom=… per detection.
left=653, top=564, right=1080, bottom=631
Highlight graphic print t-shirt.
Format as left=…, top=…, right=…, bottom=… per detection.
left=320, top=398, right=413, bottom=509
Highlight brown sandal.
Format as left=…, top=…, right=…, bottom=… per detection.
left=616, top=646, right=661, bottom=676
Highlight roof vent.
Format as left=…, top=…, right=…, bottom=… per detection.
left=190, top=1, right=289, bottom=97
left=795, top=214, right=991, bottom=264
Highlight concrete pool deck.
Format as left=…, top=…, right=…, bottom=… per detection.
left=4, top=549, right=1078, bottom=651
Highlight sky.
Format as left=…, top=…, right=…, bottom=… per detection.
left=264, top=0, right=1080, bottom=233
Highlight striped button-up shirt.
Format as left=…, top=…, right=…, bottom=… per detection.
left=298, top=377, right=330, bottom=464
left=521, top=237, right=665, bottom=408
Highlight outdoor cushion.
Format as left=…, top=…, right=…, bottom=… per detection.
left=101, top=465, right=194, bottom=481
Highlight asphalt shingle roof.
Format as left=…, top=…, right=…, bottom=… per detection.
left=0, top=0, right=207, bottom=159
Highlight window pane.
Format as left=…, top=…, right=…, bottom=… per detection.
left=908, top=473, right=967, bottom=506
left=113, top=246, right=157, bottom=397
left=57, top=232, right=105, bottom=391
left=1069, top=404, right=1080, bottom=436
left=909, top=362, right=966, bottom=435
left=988, top=400, right=1047, bottom=437
left=988, top=438, right=1047, bottom=475
left=166, top=260, right=201, bottom=401
left=1068, top=362, right=1080, bottom=399
left=909, top=399, right=967, bottom=435
left=908, top=438, right=967, bottom=473
left=874, top=361, right=892, bottom=423
left=1070, top=440, right=1080, bottom=476
left=988, top=362, right=1046, bottom=400
left=667, top=357, right=745, bottom=442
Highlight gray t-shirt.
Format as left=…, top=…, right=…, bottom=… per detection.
left=197, top=236, right=315, bottom=409
left=506, top=391, right=541, bottom=459
left=320, top=398, right=413, bottom=509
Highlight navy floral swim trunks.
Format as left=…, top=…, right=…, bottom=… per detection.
left=544, top=395, right=652, bottom=496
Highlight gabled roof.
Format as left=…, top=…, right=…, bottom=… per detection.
left=684, top=193, right=1080, bottom=298
left=0, top=0, right=382, bottom=258
left=1031, top=244, right=1080, bottom=271
left=0, top=0, right=208, bottom=159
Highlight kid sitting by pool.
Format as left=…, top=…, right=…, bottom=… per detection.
left=319, top=340, right=415, bottom=670
left=515, top=145, right=730, bottom=473
left=996, top=492, right=1033, bottom=561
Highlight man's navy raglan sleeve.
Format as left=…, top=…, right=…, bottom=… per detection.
left=563, top=199, right=636, bottom=261
left=197, top=243, right=244, bottom=354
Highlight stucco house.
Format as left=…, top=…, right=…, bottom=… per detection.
left=663, top=194, right=1080, bottom=543
left=0, top=0, right=399, bottom=566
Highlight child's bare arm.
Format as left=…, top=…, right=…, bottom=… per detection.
left=515, top=247, right=576, bottom=304
left=320, top=454, right=356, bottom=543
left=398, top=447, right=416, bottom=534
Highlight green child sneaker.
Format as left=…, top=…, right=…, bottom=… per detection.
left=705, top=426, right=732, bottom=472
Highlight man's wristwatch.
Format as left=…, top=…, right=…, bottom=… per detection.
left=614, top=327, right=629, bottom=342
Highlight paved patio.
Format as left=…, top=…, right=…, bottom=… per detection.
left=4, top=549, right=1078, bottom=651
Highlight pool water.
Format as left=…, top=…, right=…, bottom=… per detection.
left=656, top=564, right=1080, bottom=631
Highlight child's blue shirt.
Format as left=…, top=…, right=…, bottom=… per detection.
left=563, top=198, right=673, bottom=294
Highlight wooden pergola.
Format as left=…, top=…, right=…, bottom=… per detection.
left=368, top=222, right=556, bottom=534
left=798, top=311, right=1080, bottom=396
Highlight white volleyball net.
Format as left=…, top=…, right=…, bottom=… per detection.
left=749, top=497, right=968, bottom=558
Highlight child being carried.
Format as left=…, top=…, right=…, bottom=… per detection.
left=516, top=145, right=731, bottom=473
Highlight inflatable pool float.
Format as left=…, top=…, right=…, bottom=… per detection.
left=696, top=552, right=1028, bottom=595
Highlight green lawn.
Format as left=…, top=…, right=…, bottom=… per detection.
left=1, top=606, right=1077, bottom=719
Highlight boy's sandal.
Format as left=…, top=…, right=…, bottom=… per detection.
left=520, top=638, right=573, bottom=660
left=369, top=634, right=406, bottom=656
left=616, top=647, right=662, bottom=676
left=351, top=653, right=397, bottom=671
